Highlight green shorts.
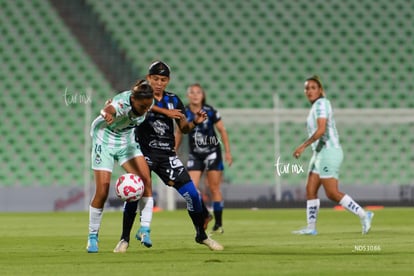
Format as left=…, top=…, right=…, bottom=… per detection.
left=308, top=146, right=343, bottom=179
left=91, top=141, right=143, bottom=172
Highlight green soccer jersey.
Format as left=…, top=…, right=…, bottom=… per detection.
left=306, top=97, right=341, bottom=151
left=91, top=91, right=150, bottom=148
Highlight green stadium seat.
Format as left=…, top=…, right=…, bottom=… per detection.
left=2, top=0, right=413, bottom=188
left=0, top=0, right=112, bottom=187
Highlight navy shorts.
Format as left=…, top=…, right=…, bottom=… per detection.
left=143, top=150, right=191, bottom=189
left=187, top=149, right=224, bottom=172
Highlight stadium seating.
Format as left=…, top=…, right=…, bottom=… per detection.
left=0, top=0, right=112, bottom=187
left=1, top=0, right=412, bottom=188
left=84, top=0, right=413, bottom=186
left=86, top=0, right=414, bottom=109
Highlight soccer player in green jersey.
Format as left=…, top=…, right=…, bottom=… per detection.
left=87, top=80, right=154, bottom=253
left=292, top=76, right=374, bottom=235
left=113, top=61, right=223, bottom=253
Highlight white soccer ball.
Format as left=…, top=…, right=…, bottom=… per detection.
left=115, top=173, right=145, bottom=202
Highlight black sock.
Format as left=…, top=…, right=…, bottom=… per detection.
left=201, top=199, right=210, bottom=219
left=188, top=210, right=208, bottom=242
left=121, top=201, right=138, bottom=242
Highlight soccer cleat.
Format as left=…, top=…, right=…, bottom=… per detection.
left=210, top=225, right=224, bottom=235
left=86, top=233, right=99, bottom=253
left=135, top=226, right=152, bottom=248
left=361, top=211, right=374, bottom=234
left=204, top=213, right=213, bottom=230
left=200, top=237, right=224, bottom=251
left=113, top=239, right=129, bottom=253
left=292, top=228, right=318, bottom=235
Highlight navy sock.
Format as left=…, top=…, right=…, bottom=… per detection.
left=177, top=182, right=207, bottom=241
left=213, top=201, right=224, bottom=227
left=177, top=181, right=202, bottom=212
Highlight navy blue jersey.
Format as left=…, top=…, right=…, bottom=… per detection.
left=185, top=104, right=221, bottom=154
left=135, top=91, right=185, bottom=154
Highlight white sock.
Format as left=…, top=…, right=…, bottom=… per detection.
left=139, top=197, right=154, bottom=228
left=339, top=194, right=366, bottom=219
left=307, top=199, right=320, bottom=230
left=89, top=205, right=103, bottom=234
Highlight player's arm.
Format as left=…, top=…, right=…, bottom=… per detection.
left=150, top=104, right=201, bottom=133
left=151, top=105, right=183, bottom=119
left=173, top=98, right=207, bottom=134
left=177, top=110, right=207, bottom=134
left=215, top=120, right=233, bottom=166
left=100, top=103, right=116, bottom=125
left=293, top=117, right=327, bottom=158
left=150, top=105, right=199, bottom=133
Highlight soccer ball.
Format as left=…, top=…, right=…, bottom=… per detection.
left=115, top=173, right=145, bottom=202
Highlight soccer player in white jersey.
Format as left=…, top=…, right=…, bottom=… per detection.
left=87, top=80, right=154, bottom=253
left=292, top=75, right=374, bottom=235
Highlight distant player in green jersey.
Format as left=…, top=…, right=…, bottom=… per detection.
left=87, top=80, right=154, bottom=253
left=292, top=76, right=374, bottom=235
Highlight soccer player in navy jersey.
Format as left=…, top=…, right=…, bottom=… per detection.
left=113, top=61, right=223, bottom=252
left=175, top=83, right=232, bottom=234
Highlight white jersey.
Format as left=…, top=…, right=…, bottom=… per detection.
left=306, top=97, right=341, bottom=151
left=90, top=91, right=150, bottom=148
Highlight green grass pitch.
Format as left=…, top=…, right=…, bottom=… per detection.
left=0, top=208, right=412, bottom=275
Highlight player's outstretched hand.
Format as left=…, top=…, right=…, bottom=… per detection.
left=194, top=110, right=207, bottom=125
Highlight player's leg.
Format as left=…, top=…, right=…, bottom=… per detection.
left=188, top=157, right=212, bottom=229
left=158, top=155, right=223, bottom=250
left=321, top=178, right=373, bottom=234
left=175, top=182, right=223, bottom=251
left=206, top=170, right=224, bottom=234
left=205, top=151, right=225, bottom=234
left=87, top=170, right=111, bottom=252
left=302, top=172, right=321, bottom=234
left=188, top=170, right=203, bottom=188
left=87, top=142, right=114, bottom=253
left=188, top=170, right=212, bottom=229
left=293, top=152, right=321, bottom=235
left=113, top=201, right=138, bottom=253
left=120, top=151, right=153, bottom=249
left=320, top=147, right=373, bottom=234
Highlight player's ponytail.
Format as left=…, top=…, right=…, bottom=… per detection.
left=131, top=80, right=153, bottom=100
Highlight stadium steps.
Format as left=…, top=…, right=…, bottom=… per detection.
left=49, top=0, right=139, bottom=91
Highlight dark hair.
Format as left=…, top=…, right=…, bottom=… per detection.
left=306, top=75, right=323, bottom=89
left=148, top=61, right=170, bottom=77
left=131, top=80, right=153, bottom=100
left=306, top=75, right=325, bottom=96
left=187, top=83, right=206, bottom=106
